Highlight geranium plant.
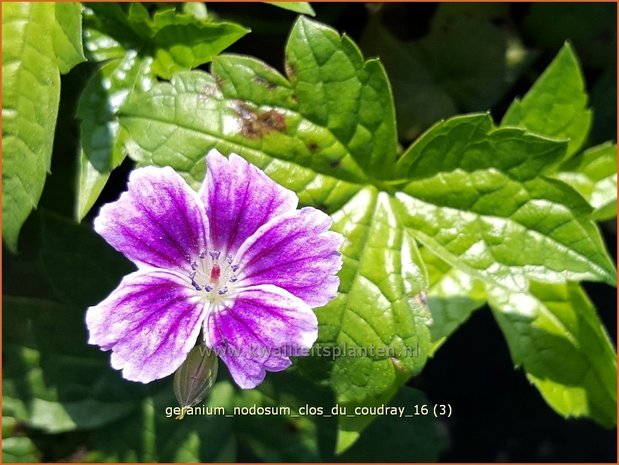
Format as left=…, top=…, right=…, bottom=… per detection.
left=3, top=3, right=616, bottom=462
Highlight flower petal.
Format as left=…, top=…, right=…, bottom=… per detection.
left=201, top=150, right=298, bottom=255
left=86, top=270, right=206, bottom=383
left=94, top=166, right=208, bottom=271
left=204, top=285, right=318, bottom=389
left=235, top=207, right=344, bottom=307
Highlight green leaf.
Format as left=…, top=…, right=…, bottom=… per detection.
left=553, top=142, right=617, bottom=221
left=313, top=188, right=431, bottom=452
left=78, top=54, right=155, bottom=173
left=2, top=438, right=40, bottom=463
left=182, top=2, right=208, bottom=20
left=76, top=53, right=156, bottom=220
left=76, top=151, right=112, bottom=222
left=2, top=3, right=85, bottom=251
left=52, top=3, right=86, bottom=73
left=266, top=2, right=316, bottom=16
left=86, top=382, right=236, bottom=462
left=395, top=114, right=616, bottom=290
left=2, top=417, right=41, bottom=463
left=82, top=5, right=141, bottom=62
left=361, top=4, right=531, bottom=140
left=3, top=296, right=147, bottom=433
left=146, top=9, right=250, bottom=80
left=120, top=17, right=399, bottom=186
left=76, top=5, right=248, bottom=219
left=421, top=247, right=486, bottom=354
left=488, top=281, right=617, bottom=427
left=337, top=387, right=448, bottom=462
left=502, top=43, right=592, bottom=158
left=397, top=113, right=567, bottom=181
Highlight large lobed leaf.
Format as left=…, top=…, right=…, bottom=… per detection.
left=2, top=3, right=85, bottom=251
left=117, top=16, right=616, bottom=446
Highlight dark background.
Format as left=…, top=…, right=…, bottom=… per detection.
left=5, top=2, right=617, bottom=462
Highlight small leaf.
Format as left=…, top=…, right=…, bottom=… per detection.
left=76, top=150, right=112, bottom=222
left=266, top=2, right=316, bottom=16
left=148, top=10, right=250, bottom=80
left=553, top=142, right=617, bottom=221
left=2, top=417, right=40, bottom=463
left=2, top=3, right=84, bottom=251
left=182, top=2, right=208, bottom=20
left=502, top=43, right=592, bottom=158
left=488, top=281, right=617, bottom=427
left=82, top=5, right=141, bottom=61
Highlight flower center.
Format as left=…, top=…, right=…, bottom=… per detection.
left=189, top=250, right=240, bottom=303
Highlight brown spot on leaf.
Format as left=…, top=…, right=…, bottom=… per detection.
left=234, top=101, right=287, bottom=139
left=199, top=85, right=214, bottom=102
left=329, top=159, right=340, bottom=168
left=290, top=94, right=298, bottom=105
left=306, top=141, right=319, bottom=153
left=390, top=357, right=407, bottom=374
left=254, top=75, right=278, bottom=90
left=214, top=74, right=224, bottom=91
left=284, top=57, right=296, bottom=78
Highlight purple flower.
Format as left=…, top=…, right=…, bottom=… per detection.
left=86, top=150, right=343, bottom=389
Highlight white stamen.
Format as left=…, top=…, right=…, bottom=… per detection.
left=188, top=249, right=241, bottom=304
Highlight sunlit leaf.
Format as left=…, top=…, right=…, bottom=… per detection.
left=2, top=3, right=85, bottom=251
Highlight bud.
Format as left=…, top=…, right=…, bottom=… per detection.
left=173, top=345, right=218, bottom=419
